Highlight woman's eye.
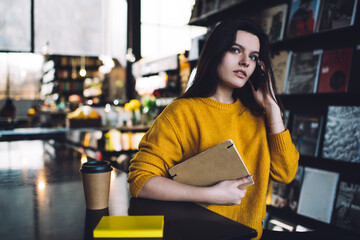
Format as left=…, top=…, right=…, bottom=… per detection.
left=229, top=47, right=240, bottom=53
left=250, top=55, right=259, bottom=62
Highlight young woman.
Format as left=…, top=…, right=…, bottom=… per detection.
left=127, top=19, right=299, bottom=239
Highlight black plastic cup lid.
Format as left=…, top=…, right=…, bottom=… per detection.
left=80, top=161, right=112, bottom=173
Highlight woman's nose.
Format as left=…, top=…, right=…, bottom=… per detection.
left=238, top=54, right=250, bottom=67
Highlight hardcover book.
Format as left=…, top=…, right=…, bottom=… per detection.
left=317, top=0, right=358, bottom=32
left=169, top=140, right=254, bottom=189
left=322, top=106, right=360, bottom=163
left=93, top=216, right=164, bottom=238
left=317, top=48, right=353, bottom=93
left=334, top=181, right=360, bottom=233
left=271, top=166, right=304, bottom=212
left=291, top=114, right=323, bottom=157
left=260, top=4, right=288, bottom=43
left=285, top=50, right=322, bottom=94
left=271, top=51, right=292, bottom=94
left=287, top=0, right=321, bottom=39
left=297, top=167, right=339, bottom=223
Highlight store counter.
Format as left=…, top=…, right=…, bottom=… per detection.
left=0, top=127, right=68, bottom=141
left=84, top=197, right=257, bottom=240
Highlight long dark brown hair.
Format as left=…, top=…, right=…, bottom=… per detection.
left=179, top=18, right=283, bottom=116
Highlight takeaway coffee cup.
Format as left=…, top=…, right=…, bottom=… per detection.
left=80, top=161, right=113, bottom=210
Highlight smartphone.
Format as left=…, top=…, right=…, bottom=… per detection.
left=251, top=64, right=266, bottom=91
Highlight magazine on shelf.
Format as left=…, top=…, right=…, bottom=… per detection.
left=260, top=4, right=288, bottom=43
left=287, top=0, right=321, bottom=39
left=322, top=106, right=360, bottom=163
left=349, top=44, right=360, bottom=93
left=297, top=167, right=339, bottom=223
left=291, top=114, right=323, bottom=157
left=334, top=181, right=360, bottom=234
left=271, top=166, right=304, bottom=212
left=285, top=50, right=322, bottom=94
left=317, top=48, right=353, bottom=93
left=317, top=0, right=358, bottom=32
left=272, top=50, right=292, bottom=94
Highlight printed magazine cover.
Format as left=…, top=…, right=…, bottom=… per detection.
left=317, top=0, right=358, bottom=32
left=322, top=106, right=360, bottom=163
left=271, top=166, right=304, bottom=212
left=286, top=50, right=322, bottom=94
left=291, top=114, right=323, bottom=157
left=287, top=0, right=321, bottom=39
left=334, top=181, right=360, bottom=234
left=317, top=48, right=353, bottom=93
left=260, top=4, right=288, bottom=43
left=272, top=51, right=291, bottom=94
left=297, top=167, right=339, bottom=223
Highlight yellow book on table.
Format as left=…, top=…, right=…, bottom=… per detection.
left=93, top=216, right=164, bottom=238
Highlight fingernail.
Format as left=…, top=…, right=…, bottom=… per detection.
left=246, top=174, right=253, bottom=180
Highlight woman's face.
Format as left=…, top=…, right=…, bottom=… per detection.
left=217, top=30, right=260, bottom=90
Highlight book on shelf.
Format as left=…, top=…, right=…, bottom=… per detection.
left=317, top=47, right=353, bottom=93
left=291, top=114, right=323, bottom=157
left=287, top=0, right=321, bottom=39
left=260, top=4, right=288, bottom=43
left=297, top=167, right=339, bottom=223
left=349, top=44, right=360, bottom=93
left=317, top=0, right=358, bottom=32
left=334, top=181, right=360, bottom=234
left=285, top=50, right=322, bottom=94
left=322, top=106, right=360, bottom=163
left=271, top=166, right=304, bottom=212
left=271, top=50, right=292, bottom=94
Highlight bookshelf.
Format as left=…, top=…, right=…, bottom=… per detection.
left=40, top=55, right=103, bottom=110
left=188, top=0, right=360, bottom=237
left=132, top=53, right=190, bottom=111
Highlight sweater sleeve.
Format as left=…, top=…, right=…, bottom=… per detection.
left=268, top=129, right=299, bottom=184
left=127, top=112, right=184, bottom=197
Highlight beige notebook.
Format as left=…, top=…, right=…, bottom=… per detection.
left=169, top=140, right=254, bottom=189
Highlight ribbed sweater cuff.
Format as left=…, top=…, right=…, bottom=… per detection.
left=129, top=173, right=153, bottom=197
left=268, top=129, right=292, bottom=152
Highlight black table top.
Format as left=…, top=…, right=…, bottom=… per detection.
left=0, top=140, right=256, bottom=240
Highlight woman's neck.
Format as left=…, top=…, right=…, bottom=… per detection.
left=210, top=86, right=235, bottom=104
left=210, top=93, right=235, bottom=104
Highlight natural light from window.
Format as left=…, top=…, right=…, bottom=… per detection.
left=141, top=0, right=207, bottom=59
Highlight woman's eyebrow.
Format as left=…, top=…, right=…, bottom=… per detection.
left=233, top=42, right=259, bottom=55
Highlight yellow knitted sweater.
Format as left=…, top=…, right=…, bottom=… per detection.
left=127, top=97, right=299, bottom=239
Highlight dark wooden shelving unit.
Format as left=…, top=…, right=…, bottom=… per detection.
left=188, top=0, right=360, bottom=236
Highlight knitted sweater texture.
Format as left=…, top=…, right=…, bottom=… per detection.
left=127, top=97, right=299, bottom=239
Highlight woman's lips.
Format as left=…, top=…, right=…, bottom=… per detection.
left=234, top=70, right=247, bottom=78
